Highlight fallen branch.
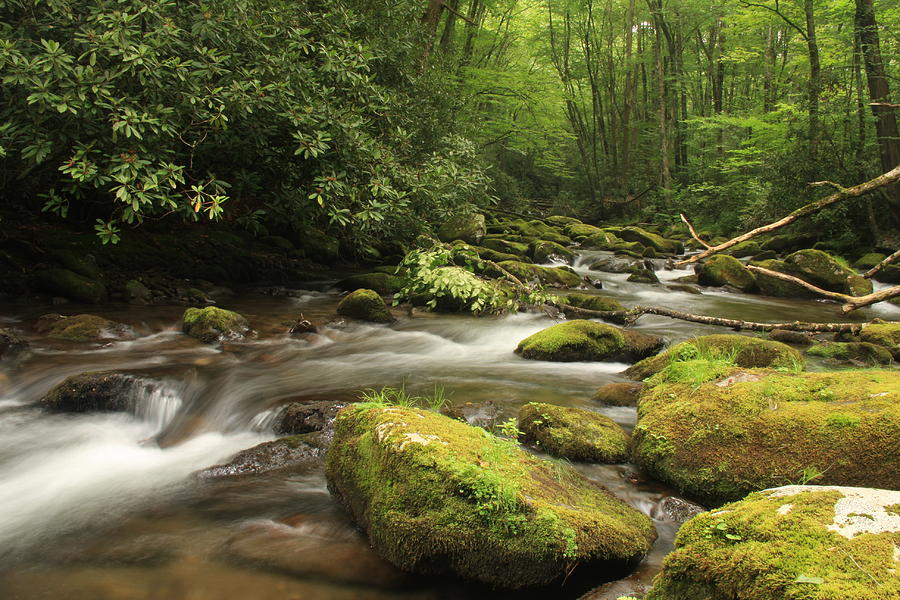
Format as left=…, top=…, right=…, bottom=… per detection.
left=864, top=249, right=900, bottom=279
left=680, top=213, right=711, bottom=249
left=551, top=302, right=868, bottom=333
left=678, top=164, right=900, bottom=266
left=745, top=266, right=900, bottom=313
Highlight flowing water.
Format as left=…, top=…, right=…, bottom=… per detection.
left=0, top=252, right=896, bottom=600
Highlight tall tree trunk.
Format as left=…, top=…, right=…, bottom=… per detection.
left=621, top=0, right=637, bottom=192
left=422, top=0, right=445, bottom=57
left=763, top=26, right=775, bottom=113
left=439, top=0, right=460, bottom=52
left=804, top=0, right=820, bottom=165
left=855, top=0, right=900, bottom=212
left=650, top=6, right=671, bottom=188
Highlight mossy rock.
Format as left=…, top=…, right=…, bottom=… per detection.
left=751, top=259, right=817, bottom=298
left=564, top=223, right=605, bottom=240
left=592, top=382, right=643, bottom=407
left=852, top=252, right=885, bottom=270
left=626, top=268, right=659, bottom=284
left=49, top=249, right=101, bottom=279
left=336, top=289, right=394, bottom=323
left=181, top=306, right=252, bottom=343
left=560, top=292, right=627, bottom=324
left=530, top=240, right=575, bottom=265
left=645, top=485, right=900, bottom=600
left=782, top=249, right=872, bottom=296
left=336, top=272, right=405, bottom=295
left=297, top=228, right=341, bottom=263
left=325, top=404, right=656, bottom=588
left=581, top=231, right=626, bottom=251
left=451, top=243, right=520, bottom=264
left=768, top=329, right=814, bottom=346
left=873, top=264, right=900, bottom=284
left=625, top=334, right=803, bottom=381
left=760, top=233, right=815, bottom=253
left=498, top=261, right=582, bottom=288
left=39, top=371, right=149, bottom=413
left=724, top=241, right=762, bottom=258
left=516, top=320, right=625, bottom=362
left=620, top=329, right=667, bottom=362
left=436, top=213, right=486, bottom=244
left=807, top=342, right=893, bottom=365
left=633, top=369, right=900, bottom=506
left=518, top=402, right=629, bottom=463
left=0, top=328, right=27, bottom=360
left=836, top=322, right=900, bottom=361
left=546, top=215, right=582, bottom=226
left=588, top=257, right=640, bottom=274
left=33, top=268, right=108, bottom=304
left=641, top=247, right=657, bottom=258
left=259, top=235, right=295, bottom=251
left=46, top=314, right=132, bottom=342
left=195, top=435, right=322, bottom=479
left=616, top=226, right=682, bottom=255
left=480, top=238, right=530, bottom=258
left=697, top=255, right=757, bottom=292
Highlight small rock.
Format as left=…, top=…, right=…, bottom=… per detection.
left=336, top=289, right=394, bottom=323
left=181, top=306, right=252, bottom=344
left=652, top=496, right=705, bottom=524
left=593, top=382, right=643, bottom=407
left=195, top=435, right=322, bottom=479
left=273, top=401, right=346, bottom=436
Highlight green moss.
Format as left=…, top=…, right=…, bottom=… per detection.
left=616, top=226, right=682, bottom=254
left=724, top=241, right=762, bottom=258
left=498, top=260, right=582, bottom=288
left=516, top=320, right=626, bottom=362
left=480, top=238, right=530, bottom=258
left=564, top=223, right=605, bottom=240
left=451, top=242, right=520, bottom=264
left=592, top=382, right=643, bottom=407
left=782, top=249, right=873, bottom=296
left=33, top=268, right=108, bottom=304
left=580, top=231, right=626, bottom=251
left=633, top=369, right=900, bottom=505
left=336, top=289, right=394, bottom=323
left=858, top=323, right=900, bottom=359
left=626, top=268, right=660, bottom=284
left=625, top=334, right=803, bottom=381
left=47, top=314, right=126, bottom=342
left=181, top=306, right=251, bottom=343
left=752, top=259, right=817, bottom=298
left=336, top=272, right=406, bottom=295
left=646, top=486, right=900, bottom=600
left=853, top=253, right=886, bottom=270
left=697, top=255, right=757, bottom=292
left=530, top=240, right=575, bottom=265
left=518, top=402, right=630, bottom=463
left=325, top=405, right=655, bottom=588
left=436, top=213, right=486, bottom=244
left=546, top=215, right=582, bottom=226
left=807, top=342, right=893, bottom=365
left=561, top=293, right=626, bottom=324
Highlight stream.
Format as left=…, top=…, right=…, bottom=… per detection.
left=1, top=251, right=897, bottom=599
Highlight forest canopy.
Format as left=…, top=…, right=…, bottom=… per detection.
left=1, top=0, right=897, bottom=253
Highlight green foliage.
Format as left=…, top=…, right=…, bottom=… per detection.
left=358, top=384, right=450, bottom=412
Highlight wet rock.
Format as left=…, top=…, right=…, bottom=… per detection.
left=33, top=268, right=108, bottom=304
left=530, top=240, right=575, bottom=265
left=273, top=400, right=347, bottom=435
left=807, top=341, right=893, bottom=365
left=697, top=255, right=757, bottom=292
left=516, top=320, right=626, bottom=362
left=39, top=371, right=147, bottom=413
left=443, top=400, right=502, bottom=430
left=334, top=272, right=405, bottom=295
left=181, top=306, right=252, bottom=343
left=645, top=486, right=900, bottom=600
left=480, top=238, right=530, bottom=258
left=626, top=267, right=659, bottom=284
left=518, top=402, right=630, bottom=463
left=325, top=404, right=656, bottom=588
left=195, top=435, right=322, bottom=479
left=436, top=213, right=486, bottom=244
left=559, top=292, right=627, bottom=324
left=592, top=382, right=643, bottom=407
left=768, top=329, right=814, bottom=345
left=619, top=329, right=667, bottom=363
left=42, top=313, right=133, bottom=342
left=588, top=257, right=640, bottom=274
left=625, top=334, right=803, bottom=381
left=652, top=496, right=705, bottom=524
left=498, top=260, right=583, bottom=288
left=614, top=226, right=682, bottom=255
left=564, top=223, right=605, bottom=240
left=633, top=369, right=900, bottom=506
left=224, top=519, right=410, bottom=588
left=0, top=328, right=28, bottom=360
left=666, top=283, right=701, bottom=294
left=336, top=288, right=394, bottom=323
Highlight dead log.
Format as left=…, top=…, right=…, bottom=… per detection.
left=678, top=164, right=900, bottom=266
left=864, top=249, right=900, bottom=279
left=746, top=265, right=900, bottom=313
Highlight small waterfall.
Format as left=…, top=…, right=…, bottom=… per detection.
left=132, top=378, right=183, bottom=432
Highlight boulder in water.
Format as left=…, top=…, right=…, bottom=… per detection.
left=518, top=402, right=630, bottom=463
left=195, top=435, right=323, bottom=479
left=0, top=328, right=28, bottom=360
left=632, top=368, right=900, bottom=505
left=646, top=485, right=900, bottom=600
left=42, top=313, right=132, bottom=342
left=626, top=267, right=659, bottom=284
left=181, top=306, right=252, bottom=343
left=498, top=260, right=583, bottom=288
left=781, top=249, right=873, bottom=296
left=336, top=289, right=394, bottom=323
left=697, top=255, right=757, bottom=292
left=273, top=400, right=347, bottom=436
left=592, top=382, right=643, bottom=407
left=40, top=371, right=145, bottom=413
left=325, top=404, right=656, bottom=588
left=516, top=320, right=663, bottom=363
left=530, top=240, right=575, bottom=265
left=835, top=321, right=900, bottom=361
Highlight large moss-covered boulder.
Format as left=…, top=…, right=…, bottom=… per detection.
left=646, top=485, right=900, bottom=600
left=697, top=255, right=757, bottom=292
left=752, top=259, right=817, bottom=298
left=807, top=342, right=893, bottom=365
left=625, top=334, right=802, bottom=381
left=836, top=321, right=900, bottom=361
left=44, top=314, right=132, bottom=342
left=33, top=268, right=108, bottom=304
left=181, top=306, right=252, bottom=343
left=516, top=320, right=625, bottom=362
left=530, top=240, right=575, bottom=265
left=480, top=238, right=530, bottom=258
left=335, top=272, right=405, bottom=295
left=782, top=249, right=873, bottom=296
left=39, top=371, right=154, bottom=413
left=615, top=226, right=682, bottom=255
left=499, top=260, right=582, bottom=288
left=325, top=404, right=656, bottom=588
left=546, top=215, right=582, bottom=226
left=560, top=292, right=627, bottom=324
left=633, top=369, right=900, bottom=505
left=852, top=252, right=885, bottom=270
left=436, top=213, right=486, bottom=244
left=564, top=223, right=605, bottom=240
left=336, top=289, right=394, bottom=323
left=518, top=402, right=629, bottom=463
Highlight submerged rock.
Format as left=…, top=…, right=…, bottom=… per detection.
left=181, top=306, right=252, bottom=343
left=42, top=313, right=133, bottom=342
left=325, top=404, right=656, bottom=588
left=652, top=496, right=705, bottom=525
left=336, top=288, right=394, bottom=323
left=0, top=328, right=28, bottom=360
left=592, top=382, right=643, bottom=407
left=625, top=334, right=802, bottom=381
left=518, top=402, right=629, bottom=463
left=646, top=485, right=900, bottom=600
left=632, top=369, right=900, bottom=505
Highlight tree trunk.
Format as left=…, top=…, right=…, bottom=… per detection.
left=649, top=2, right=671, bottom=189
left=804, top=0, right=820, bottom=166
left=621, top=0, right=637, bottom=192
left=439, top=0, right=460, bottom=52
